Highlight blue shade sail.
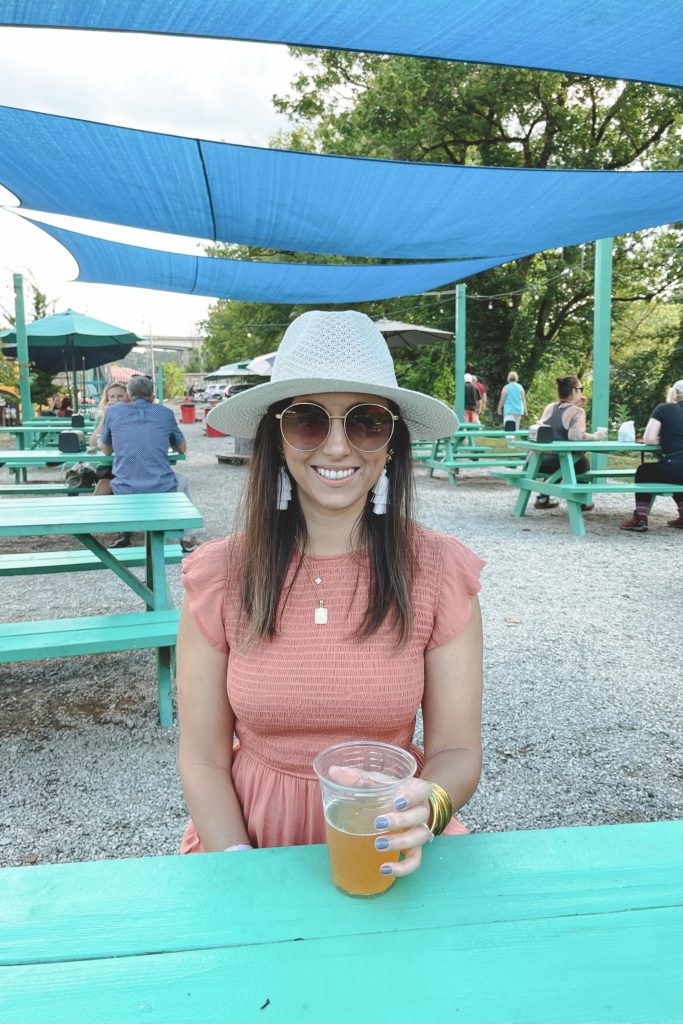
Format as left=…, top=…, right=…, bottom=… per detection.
left=2, top=108, right=681, bottom=260
left=25, top=217, right=518, bottom=304
left=0, top=0, right=680, bottom=87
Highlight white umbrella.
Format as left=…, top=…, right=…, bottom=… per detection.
left=374, top=318, right=452, bottom=349
left=246, top=352, right=277, bottom=377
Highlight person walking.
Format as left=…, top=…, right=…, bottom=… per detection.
left=176, top=310, right=484, bottom=881
left=464, top=373, right=481, bottom=423
left=620, top=380, right=683, bottom=532
left=497, top=372, right=528, bottom=429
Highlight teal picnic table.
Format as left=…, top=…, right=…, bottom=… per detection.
left=0, top=820, right=679, bottom=1024
left=0, top=448, right=183, bottom=491
left=416, top=428, right=529, bottom=486
left=0, top=493, right=202, bottom=725
left=0, top=423, right=95, bottom=450
left=497, top=440, right=677, bottom=536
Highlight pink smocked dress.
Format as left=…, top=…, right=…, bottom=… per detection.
left=180, top=524, right=484, bottom=852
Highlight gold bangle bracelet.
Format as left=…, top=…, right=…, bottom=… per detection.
left=427, top=782, right=454, bottom=836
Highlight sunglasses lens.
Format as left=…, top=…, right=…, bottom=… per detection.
left=346, top=405, right=395, bottom=451
left=280, top=403, right=329, bottom=450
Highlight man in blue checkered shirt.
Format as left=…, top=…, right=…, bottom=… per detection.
left=100, top=375, right=199, bottom=551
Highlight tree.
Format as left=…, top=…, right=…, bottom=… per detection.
left=160, top=361, right=186, bottom=399
left=0, top=279, right=60, bottom=410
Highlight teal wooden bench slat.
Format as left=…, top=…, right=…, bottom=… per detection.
left=0, top=544, right=184, bottom=577
left=0, top=610, right=180, bottom=656
left=0, top=483, right=94, bottom=495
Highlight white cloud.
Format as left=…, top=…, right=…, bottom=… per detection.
left=0, top=27, right=304, bottom=340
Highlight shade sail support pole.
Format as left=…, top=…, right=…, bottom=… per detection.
left=455, top=284, right=466, bottom=423
left=13, top=274, right=33, bottom=425
left=592, top=238, right=613, bottom=471
left=156, top=365, right=164, bottom=402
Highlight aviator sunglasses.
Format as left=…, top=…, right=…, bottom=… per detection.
left=276, top=402, right=398, bottom=453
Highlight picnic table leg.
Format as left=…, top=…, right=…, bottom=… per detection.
left=146, top=530, right=175, bottom=728
left=512, top=452, right=542, bottom=518
left=559, top=454, right=587, bottom=537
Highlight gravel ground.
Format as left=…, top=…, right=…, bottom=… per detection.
left=1, top=406, right=681, bottom=867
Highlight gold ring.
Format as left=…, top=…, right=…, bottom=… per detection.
left=419, top=821, right=435, bottom=844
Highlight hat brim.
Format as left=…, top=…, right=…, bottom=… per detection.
left=206, top=378, right=458, bottom=441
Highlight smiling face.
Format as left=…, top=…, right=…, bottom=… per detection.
left=281, top=392, right=391, bottom=519
left=105, top=385, right=128, bottom=406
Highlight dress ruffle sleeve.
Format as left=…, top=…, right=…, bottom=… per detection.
left=181, top=538, right=230, bottom=653
left=427, top=535, right=484, bottom=651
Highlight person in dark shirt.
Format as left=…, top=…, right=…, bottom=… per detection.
left=620, top=380, right=683, bottom=532
left=464, top=374, right=480, bottom=423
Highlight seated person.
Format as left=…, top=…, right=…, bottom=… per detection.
left=99, top=375, right=199, bottom=551
left=620, top=380, right=683, bottom=532
left=88, top=381, right=130, bottom=496
left=535, top=375, right=605, bottom=510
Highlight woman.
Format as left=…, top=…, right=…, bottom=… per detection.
left=497, top=371, right=528, bottom=429
left=534, top=375, right=605, bottom=510
left=88, top=381, right=130, bottom=496
left=620, top=380, right=683, bottom=532
left=177, top=311, right=484, bottom=880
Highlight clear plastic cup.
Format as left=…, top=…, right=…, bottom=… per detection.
left=595, top=426, right=609, bottom=440
left=313, top=740, right=417, bottom=897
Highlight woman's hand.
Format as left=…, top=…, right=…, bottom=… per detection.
left=327, top=766, right=434, bottom=877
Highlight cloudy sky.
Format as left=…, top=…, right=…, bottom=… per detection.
left=0, top=26, right=303, bottom=337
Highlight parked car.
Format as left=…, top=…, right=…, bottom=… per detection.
left=202, top=382, right=227, bottom=400
left=224, top=382, right=258, bottom=399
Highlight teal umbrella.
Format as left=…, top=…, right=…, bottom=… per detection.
left=0, top=308, right=142, bottom=373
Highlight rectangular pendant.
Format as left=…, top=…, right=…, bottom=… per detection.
left=314, top=606, right=328, bottom=625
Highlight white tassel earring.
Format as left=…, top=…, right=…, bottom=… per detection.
left=276, top=465, right=292, bottom=510
left=372, top=468, right=390, bottom=515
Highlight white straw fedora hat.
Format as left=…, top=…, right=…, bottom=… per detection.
left=206, top=310, right=458, bottom=440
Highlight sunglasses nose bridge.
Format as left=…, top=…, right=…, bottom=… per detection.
left=322, top=413, right=352, bottom=452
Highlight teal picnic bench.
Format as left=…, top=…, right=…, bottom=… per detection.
left=495, top=440, right=680, bottom=536
left=0, top=544, right=184, bottom=576
left=417, top=429, right=529, bottom=486
left=0, top=493, right=203, bottom=726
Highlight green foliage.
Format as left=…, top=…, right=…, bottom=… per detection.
left=160, top=362, right=186, bottom=399
left=203, top=57, right=682, bottom=418
left=184, top=351, right=204, bottom=373
left=0, top=357, right=18, bottom=388
left=30, top=369, right=58, bottom=408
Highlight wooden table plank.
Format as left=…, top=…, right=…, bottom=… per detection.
left=2, top=909, right=678, bottom=1024
left=0, top=494, right=202, bottom=535
left=1, top=822, right=679, bottom=963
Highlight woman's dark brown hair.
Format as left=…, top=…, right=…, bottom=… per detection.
left=556, top=376, right=581, bottom=400
left=238, top=398, right=415, bottom=645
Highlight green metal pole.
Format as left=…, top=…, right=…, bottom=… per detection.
left=592, top=238, right=613, bottom=470
left=13, top=274, right=33, bottom=424
left=454, top=284, right=467, bottom=423
left=156, top=365, right=164, bottom=402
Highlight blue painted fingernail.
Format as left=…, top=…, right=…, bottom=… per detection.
left=375, top=837, right=390, bottom=851
left=374, top=816, right=389, bottom=830
left=380, top=865, right=394, bottom=875
left=394, top=796, right=408, bottom=810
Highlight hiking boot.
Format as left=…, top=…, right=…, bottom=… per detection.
left=581, top=503, right=595, bottom=512
left=619, top=512, right=648, bottom=533
left=534, top=498, right=559, bottom=509
left=667, top=515, right=683, bottom=529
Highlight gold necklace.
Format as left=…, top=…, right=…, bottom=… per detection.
left=300, top=551, right=358, bottom=625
